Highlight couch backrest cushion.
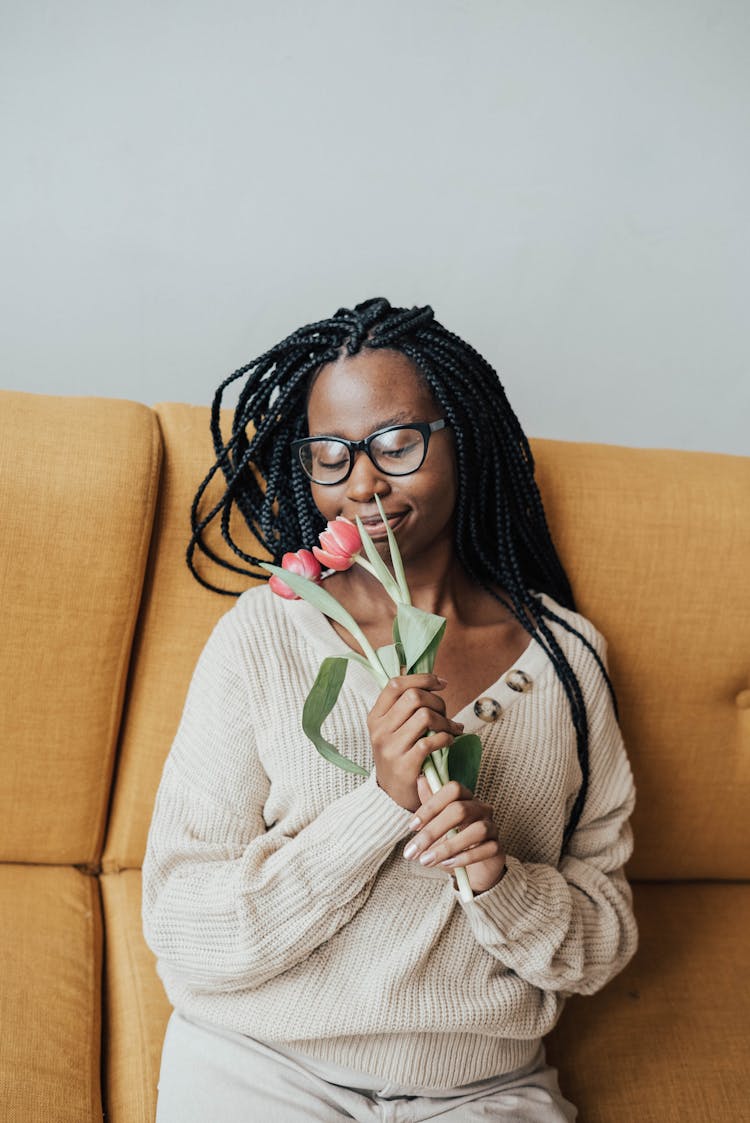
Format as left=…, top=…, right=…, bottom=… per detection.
left=102, top=402, right=266, bottom=871
left=104, top=408, right=750, bottom=880
left=0, top=391, right=160, bottom=865
left=533, top=439, right=750, bottom=879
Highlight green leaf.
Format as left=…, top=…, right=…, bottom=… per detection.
left=447, top=733, right=483, bottom=793
left=342, top=651, right=375, bottom=674
left=411, top=628, right=445, bottom=675
left=396, top=603, right=447, bottom=674
left=373, top=493, right=411, bottom=604
left=261, top=564, right=357, bottom=631
left=388, top=621, right=406, bottom=674
left=302, top=657, right=369, bottom=776
left=261, top=563, right=388, bottom=685
left=354, top=517, right=402, bottom=604
left=376, top=644, right=401, bottom=679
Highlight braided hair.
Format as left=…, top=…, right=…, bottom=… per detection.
left=188, top=297, right=618, bottom=850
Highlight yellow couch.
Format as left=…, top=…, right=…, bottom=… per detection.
left=1, top=389, right=748, bottom=1122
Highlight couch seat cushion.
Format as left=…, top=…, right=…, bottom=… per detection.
left=548, top=881, right=750, bottom=1121
left=101, top=871, right=171, bottom=1123
left=0, top=864, right=102, bottom=1122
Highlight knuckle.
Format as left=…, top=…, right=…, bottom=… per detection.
left=406, top=688, right=421, bottom=707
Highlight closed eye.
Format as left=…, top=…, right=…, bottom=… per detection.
left=380, top=440, right=419, bottom=459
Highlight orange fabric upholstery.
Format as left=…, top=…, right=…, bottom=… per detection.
left=533, top=439, right=750, bottom=880
left=102, top=403, right=267, bottom=874
left=0, top=391, right=161, bottom=865
left=547, top=881, right=750, bottom=1121
left=0, top=865, right=103, bottom=1122
left=1, top=391, right=748, bottom=1121
left=101, top=871, right=171, bottom=1123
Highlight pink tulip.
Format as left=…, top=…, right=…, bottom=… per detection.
left=268, top=549, right=322, bottom=599
left=312, top=517, right=362, bottom=572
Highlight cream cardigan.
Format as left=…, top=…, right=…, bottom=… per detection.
left=142, top=584, right=637, bottom=1088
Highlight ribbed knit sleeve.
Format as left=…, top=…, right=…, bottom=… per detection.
left=141, top=609, right=413, bottom=994
left=457, top=629, right=637, bottom=997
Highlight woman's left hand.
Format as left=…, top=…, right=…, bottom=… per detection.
left=403, top=775, right=507, bottom=895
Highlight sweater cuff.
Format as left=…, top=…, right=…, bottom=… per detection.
left=315, top=772, right=415, bottom=870
left=455, top=854, right=570, bottom=946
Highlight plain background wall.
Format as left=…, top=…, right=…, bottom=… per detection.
left=1, top=1, right=748, bottom=455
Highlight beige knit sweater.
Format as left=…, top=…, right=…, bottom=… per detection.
left=142, top=585, right=637, bottom=1088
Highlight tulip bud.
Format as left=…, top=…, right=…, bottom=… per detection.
left=312, top=517, right=362, bottom=572
left=268, top=549, right=323, bottom=599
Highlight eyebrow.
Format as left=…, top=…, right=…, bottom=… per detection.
left=309, top=412, right=411, bottom=439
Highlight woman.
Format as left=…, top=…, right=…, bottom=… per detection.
left=143, top=298, right=637, bottom=1121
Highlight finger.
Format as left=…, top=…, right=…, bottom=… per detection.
left=397, top=709, right=463, bottom=753
left=440, top=841, right=505, bottom=870
left=384, top=687, right=454, bottom=735
left=369, top=674, right=447, bottom=722
left=389, top=693, right=452, bottom=735
left=412, top=820, right=499, bottom=867
left=410, top=780, right=475, bottom=829
left=406, top=731, right=454, bottom=771
left=405, top=798, right=490, bottom=858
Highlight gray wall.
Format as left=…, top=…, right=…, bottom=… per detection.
left=2, top=1, right=748, bottom=455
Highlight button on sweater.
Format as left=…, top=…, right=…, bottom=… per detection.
left=142, top=585, right=637, bottom=1089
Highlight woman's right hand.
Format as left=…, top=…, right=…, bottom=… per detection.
left=367, top=674, right=464, bottom=811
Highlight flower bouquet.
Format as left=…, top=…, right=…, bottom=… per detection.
left=262, top=495, right=482, bottom=901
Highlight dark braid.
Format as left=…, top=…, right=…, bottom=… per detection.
left=188, top=297, right=619, bottom=850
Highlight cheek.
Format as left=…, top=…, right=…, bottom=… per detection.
left=310, top=483, right=337, bottom=521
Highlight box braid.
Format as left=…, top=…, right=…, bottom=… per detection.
left=188, top=297, right=618, bottom=851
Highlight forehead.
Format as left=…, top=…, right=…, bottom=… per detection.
left=306, top=348, right=438, bottom=438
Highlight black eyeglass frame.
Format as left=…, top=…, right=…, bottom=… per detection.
left=291, top=419, right=449, bottom=486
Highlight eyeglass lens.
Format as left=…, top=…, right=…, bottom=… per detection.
left=299, top=427, right=426, bottom=484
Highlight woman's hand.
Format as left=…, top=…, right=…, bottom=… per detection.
left=404, top=775, right=507, bottom=894
left=367, top=674, right=465, bottom=812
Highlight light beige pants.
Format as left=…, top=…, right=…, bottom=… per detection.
left=156, top=1010, right=577, bottom=1122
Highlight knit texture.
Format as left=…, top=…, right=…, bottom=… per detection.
left=142, top=585, right=637, bottom=1088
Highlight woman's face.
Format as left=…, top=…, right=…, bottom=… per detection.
left=305, top=348, right=458, bottom=565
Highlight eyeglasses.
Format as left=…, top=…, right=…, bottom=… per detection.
left=291, top=419, right=448, bottom=486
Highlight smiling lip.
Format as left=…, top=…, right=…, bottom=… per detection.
left=358, top=511, right=408, bottom=537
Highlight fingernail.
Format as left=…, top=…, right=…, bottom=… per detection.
left=403, top=841, right=418, bottom=860
left=419, top=851, right=436, bottom=866
left=436, top=676, right=448, bottom=686
left=408, top=816, right=421, bottom=832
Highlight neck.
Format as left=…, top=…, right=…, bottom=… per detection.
left=347, top=537, right=473, bottom=620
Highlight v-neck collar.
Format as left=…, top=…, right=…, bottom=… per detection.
left=277, top=591, right=555, bottom=727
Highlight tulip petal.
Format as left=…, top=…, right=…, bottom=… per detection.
left=268, top=574, right=299, bottom=600
left=312, top=546, right=354, bottom=572
left=328, top=516, right=362, bottom=555
left=282, top=549, right=322, bottom=582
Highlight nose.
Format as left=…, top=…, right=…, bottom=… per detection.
left=345, top=448, right=391, bottom=503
